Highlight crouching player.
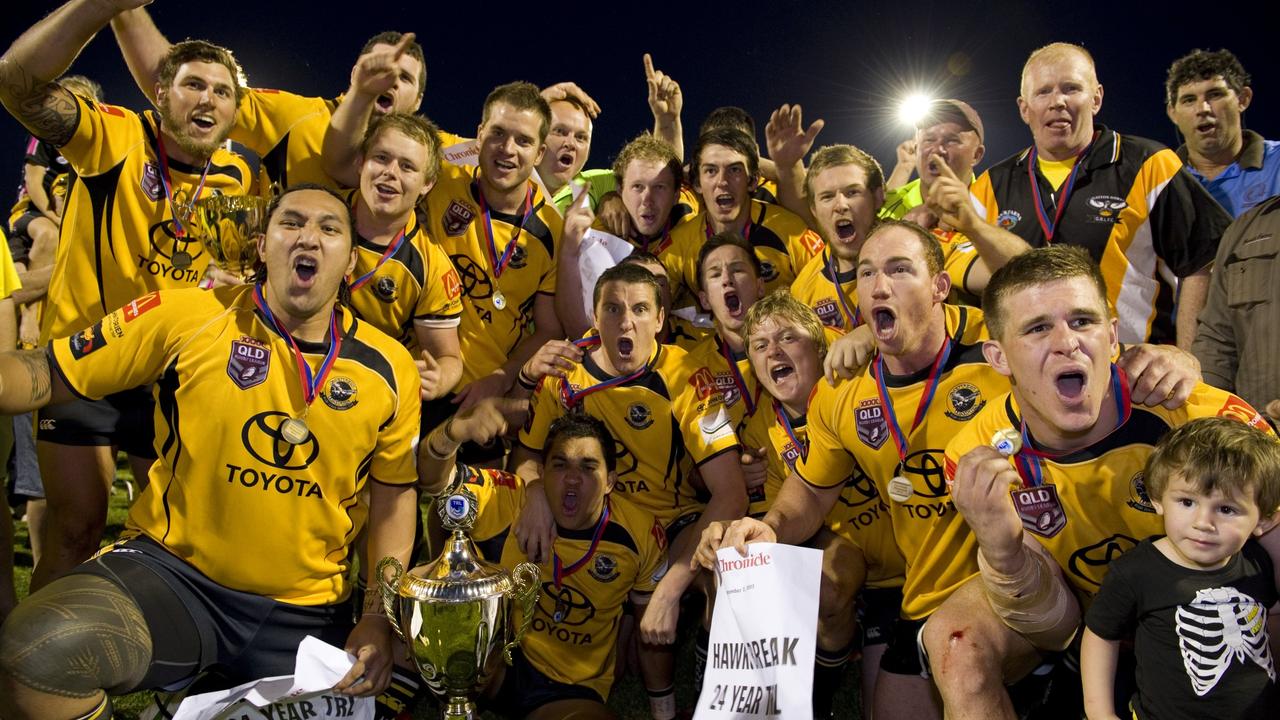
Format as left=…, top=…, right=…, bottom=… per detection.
left=421, top=399, right=669, bottom=719
left=737, top=291, right=907, bottom=717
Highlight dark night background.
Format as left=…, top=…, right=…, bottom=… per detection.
left=2, top=0, right=1276, bottom=198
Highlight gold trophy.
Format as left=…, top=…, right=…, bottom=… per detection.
left=378, top=486, right=539, bottom=720
left=186, top=194, right=270, bottom=276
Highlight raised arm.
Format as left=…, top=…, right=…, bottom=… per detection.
left=0, top=0, right=149, bottom=145
left=321, top=34, right=416, bottom=188
left=109, top=4, right=170, bottom=103
left=926, top=156, right=1030, bottom=293
left=644, top=54, right=684, bottom=161
left=764, top=104, right=824, bottom=229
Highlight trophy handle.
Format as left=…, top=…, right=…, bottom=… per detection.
left=375, top=556, right=406, bottom=642
left=503, top=562, right=540, bottom=665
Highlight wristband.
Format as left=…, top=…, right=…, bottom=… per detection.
left=517, top=367, right=537, bottom=391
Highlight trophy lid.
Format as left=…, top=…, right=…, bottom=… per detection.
left=396, top=487, right=514, bottom=603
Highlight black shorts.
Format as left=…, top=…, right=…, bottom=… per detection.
left=664, top=510, right=703, bottom=548
left=858, top=586, right=903, bottom=649
left=489, top=646, right=602, bottom=716
left=36, top=385, right=157, bottom=458
left=879, top=616, right=930, bottom=677
left=72, top=535, right=353, bottom=691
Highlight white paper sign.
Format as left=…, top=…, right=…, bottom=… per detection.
left=441, top=139, right=479, bottom=168
left=170, top=636, right=374, bottom=720
left=695, top=543, right=822, bottom=720
left=576, top=228, right=635, bottom=318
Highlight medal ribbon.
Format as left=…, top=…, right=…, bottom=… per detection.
left=1025, top=136, right=1094, bottom=243
left=638, top=227, right=673, bottom=256
left=824, top=248, right=862, bottom=330
left=155, top=133, right=211, bottom=238
left=560, top=335, right=651, bottom=408
left=478, top=182, right=534, bottom=278
left=871, top=333, right=955, bottom=463
left=552, top=499, right=612, bottom=589
left=717, top=336, right=757, bottom=416
left=774, top=399, right=808, bottom=472
left=1013, top=364, right=1131, bottom=488
left=348, top=228, right=408, bottom=292
left=253, top=283, right=343, bottom=408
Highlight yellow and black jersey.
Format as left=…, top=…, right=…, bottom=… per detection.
left=970, top=126, right=1231, bottom=344
left=685, top=334, right=760, bottom=429
left=931, top=229, right=983, bottom=303
left=232, top=88, right=465, bottom=192
left=797, top=304, right=1003, bottom=620
left=49, top=285, right=420, bottom=605
left=8, top=136, right=68, bottom=232
left=664, top=314, right=710, bottom=351
left=662, top=200, right=825, bottom=308
left=519, top=342, right=741, bottom=526
left=340, top=195, right=462, bottom=353
left=791, top=250, right=861, bottom=333
left=746, top=397, right=905, bottom=589
left=460, top=466, right=667, bottom=699
left=944, top=379, right=1271, bottom=606
left=423, top=164, right=562, bottom=386
left=42, top=96, right=252, bottom=342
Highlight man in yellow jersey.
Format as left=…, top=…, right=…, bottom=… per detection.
left=698, top=223, right=1202, bottom=720
left=934, top=245, right=1268, bottom=720
left=0, top=185, right=423, bottom=720
left=968, top=42, right=1231, bottom=348
left=738, top=291, right=906, bottom=718
left=418, top=83, right=565, bottom=432
left=420, top=402, right=669, bottom=719
left=110, top=5, right=431, bottom=190
left=879, top=99, right=986, bottom=223
left=514, top=263, right=746, bottom=719
left=662, top=127, right=823, bottom=310
left=557, top=134, right=692, bottom=340
left=0, top=0, right=254, bottom=590
left=344, top=112, right=463, bottom=400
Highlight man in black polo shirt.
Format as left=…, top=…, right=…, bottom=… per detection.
left=968, top=42, right=1230, bottom=349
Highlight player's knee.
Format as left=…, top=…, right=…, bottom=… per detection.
left=921, top=616, right=1003, bottom=695
left=818, top=537, right=862, bottom=614
left=0, top=575, right=151, bottom=697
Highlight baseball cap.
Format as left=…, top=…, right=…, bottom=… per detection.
left=917, top=99, right=984, bottom=143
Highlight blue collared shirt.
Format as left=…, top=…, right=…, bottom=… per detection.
left=1180, top=130, right=1280, bottom=218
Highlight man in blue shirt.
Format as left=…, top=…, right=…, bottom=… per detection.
left=1166, top=49, right=1280, bottom=217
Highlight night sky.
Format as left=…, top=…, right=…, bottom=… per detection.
left=3, top=0, right=1276, bottom=198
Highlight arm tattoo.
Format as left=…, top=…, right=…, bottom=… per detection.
left=0, top=58, right=77, bottom=146
left=16, top=348, right=53, bottom=405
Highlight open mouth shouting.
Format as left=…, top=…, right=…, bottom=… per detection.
left=1053, top=367, right=1088, bottom=404
left=615, top=336, right=635, bottom=362
left=871, top=305, right=897, bottom=342
left=372, top=181, right=400, bottom=202
left=714, top=193, right=737, bottom=213
left=833, top=218, right=858, bottom=244
left=1195, top=120, right=1218, bottom=138
left=562, top=487, right=579, bottom=516
left=292, top=254, right=319, bottom=289
left=375, top=93, right=395, bottom=113
left=554, top=149, right=576, bottom=173
left=767, top=358, right=797, bottom=395
left=190, top=111, right=217, bottom=133
left=722, top=288, right=744, bottom=319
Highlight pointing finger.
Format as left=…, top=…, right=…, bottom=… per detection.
left=643, top=53, right=656, bottom=80
left=392, top=32, right=415, bottom=59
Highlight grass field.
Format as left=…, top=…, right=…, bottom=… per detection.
left=9, top=467, right=862, bottom=719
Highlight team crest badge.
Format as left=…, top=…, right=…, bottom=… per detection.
left=443, top=200, right=476, bottom=236
left=760, top=260, right=778, bottom=282
left=996, top=210, right=1021, bottom=230
left=855, top=399, right=889, bottom=450
left=589, top=554, right=620, bottom=582
left=1127, top=472, right=1155, bottom=513
left=374, top=275, right=397, bottom=303
left=1086, top=195, right=1127, bottom=222
left=944, top=383, right=986, bottom=420
left=814, top=298, right=840, bottom=327
left=227, top=337, right=270, bottom=390
left=140, top=161, right=163, bottom=201
left=321, top=377, right=358, bottom=410
left=1011, top=484, right=1067, bottom=538
left=626, top=402, right=653, bottom=430
left=508, top=244, right=528, bottom=269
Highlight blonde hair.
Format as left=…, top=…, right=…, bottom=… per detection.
left=743, top=290, right=829, bottom=360
left=1021, top=42, right=1098, bottom=97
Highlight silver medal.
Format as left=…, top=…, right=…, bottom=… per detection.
left=492, top=291, right=506, bottom=310
left=887, top=476, right=914, bottom=503
left=280, top=417, right=310, bottom=445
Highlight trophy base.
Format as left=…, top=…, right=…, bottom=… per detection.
left=443, top=696, right=477, bottom=720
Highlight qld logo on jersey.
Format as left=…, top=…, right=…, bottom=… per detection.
left=141, top=161, right=164, bottom=201
left=1011, top=484, right=1066, bottom=538
left=856, top=399, right=888, bottom=449
left=227, top=337, right=270, bottom=390
left=813, top=298, right=841, bottom=327
left=443, top=200, right=476, bottom=236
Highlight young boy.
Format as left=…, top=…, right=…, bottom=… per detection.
left=1082, top=417, right=1280, bottom=720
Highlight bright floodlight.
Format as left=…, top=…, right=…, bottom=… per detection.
left=899, top=94, right=932, bottom=126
